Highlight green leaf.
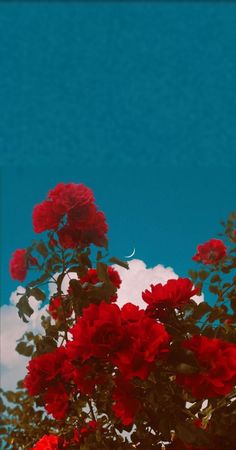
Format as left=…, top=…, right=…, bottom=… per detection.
left=15, top=342, right=34, bottom=357
left=96, top=262, right=110, bottom=282
left=188, top=270, right=198, bottom=280
left=209, top=285, right=219, bottom=294
left=109, top=257, right=129, bottom=270
left=210, top=274, right=221, bottom=283
left=36, top=241, right=48, bottom=258
left=191, top=302, right=212, bottom=321
left=199, top=270, right=209, bottom=281
left=30, top=287, right=46, bottom=301
left=16, top=295, right=34, bottom=321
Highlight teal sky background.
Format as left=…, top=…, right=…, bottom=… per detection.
left=1, top=2, right=236, bottom=305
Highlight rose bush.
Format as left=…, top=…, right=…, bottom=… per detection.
left=1, top=183, right=236, bottom=450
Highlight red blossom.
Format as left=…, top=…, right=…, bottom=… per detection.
left=176, top=335, right=236, bottom=398
left=24, top=347, right=67, bottom=395
left=33, top=200, right=62, bottom=233
left=112, top=377, right=141, bottom=425
left=67, top=301, right=170, bottom=381
left=192, top=238, right=227, bottom=265
left=48, top=182, right=94, bottom=214
left=66, top=301, right=126, bottom=362
left=44, top=382, right=69, bottom=420
left=114, top=303, right=170, bottom=379
left=142, top=278, right=199, bottom=320
left=30, top=434, right=59, bottom=450
left=9, top=249, right=38, bottom=282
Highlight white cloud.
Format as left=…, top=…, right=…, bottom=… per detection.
left=0, top=260, right=203, bottom=391
left=114, top=259, right=203, bottom=308
left=0, top=286, right=48, bottom=390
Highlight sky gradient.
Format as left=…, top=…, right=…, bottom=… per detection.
left=1, top=2, right=236, bottom=304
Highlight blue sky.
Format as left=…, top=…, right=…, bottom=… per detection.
left=1, top=2, right=236, bottom=305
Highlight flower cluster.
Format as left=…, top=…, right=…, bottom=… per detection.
left=25, top=301, right=170, bottom=425
left=192, top=238, right=227, bottom=265
left=9, top=249, right=38, bottom=282
left=142, top=277, right=199, bottom=320
left=33, top=183, right=108, bottom=248
left=176, top=335, right=236, bottom=398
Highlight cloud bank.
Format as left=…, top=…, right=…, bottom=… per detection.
left=0, top=260, right=203, bottom=390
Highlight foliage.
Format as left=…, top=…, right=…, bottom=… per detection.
left=1, top=183, right=236, bottom=450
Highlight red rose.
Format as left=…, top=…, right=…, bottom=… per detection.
left=24, top=347, right=67, bottom=395
left=57, top=224, right=80, bottom=249
left=73, top=361, right=107, bottom=395
left=30, top=434, right=59, bottom=450
left=67, top=301, right=170, bottom=381
left=66, top=301, right=127, bottom=362
left=114, top=303, right=170, bottom=379
left=192, top=238, right=227, bottom=265
left=176, top=335, right=236, bottom=398
left=112, top=377, right=140, bottom=425
left=76, top=210, right=108, bottom=248
left=33, top=183, right=95, bottom=234
left=33, top=200, right=62, bottom=233
left=44, top=382, right=69, bottom=420
left=9, top=249, right=38, bottom=282
left=142, top=278, right=199, bottom=320
left=48, top=182, right=94, bottom=214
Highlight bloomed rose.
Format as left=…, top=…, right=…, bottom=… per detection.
left=24, top=347, right=67, bottom=395
left=9, top=249, right=38, bottom=282
left=192, top=238, right=227, bottom=265
left=67, top=301, right=170, bottom=381
left=114, top=303, right=170, bottom=379
left=176, top=335, right=236, bottom=398
left=142, top=278, right=199, bottom=320
left=112, top=377, right=141, bottom=425
left=66, top=301, right=127, bottom=361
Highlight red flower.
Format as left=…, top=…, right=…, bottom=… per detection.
left=32, top=182, right=108, bottom=248
left=58, top=210, right=108, bottom=249
left=33, top=183, right=95, bottom=234
left=66, top=301, right=127, bottom=362
left=48, top=182, right=94, bottom=215
left=33, top=200, right=62, bottom=233
left=73, top=362, right=107, bottom=395
left=30, top=434, right=59, bottom=450
left=176, top=335, right=236, bottom=398
left=24, top=347, right=67, bottom=395
left=115, top=303, right=170, bottom=379
left=44, top=382, right=69, bottom=420
left=74, top=210, right=108, bottom=248
left=9, top=249, right=38, bottom=282
left=142, top=278, right=199, bottom=320
left=112, top=377, right=140, bottom=425
left=48, top=296, right=72, bottom=321
left=67, top=301, right=170, bottom=381
left=192, top=238, right=227, bottom=265
left=57, top=224, right=80, bottom=249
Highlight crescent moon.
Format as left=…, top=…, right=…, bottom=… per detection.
left=125, top=248, right=136, bottom=258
